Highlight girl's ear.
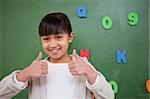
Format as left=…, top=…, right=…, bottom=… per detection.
left=69, top=32, right=74, bottom=43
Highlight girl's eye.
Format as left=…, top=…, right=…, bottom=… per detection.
left=56, top=36, right=62, bottom=39
left=43, top=37, right=49, bottom=40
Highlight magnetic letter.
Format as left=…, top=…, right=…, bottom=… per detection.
left=76, top=6, right=87, bottom=18
left=116, top=50, right=127, bottom=64
left=80, top=49, right=89, bottom=60
left=146, top=79, right=150, bottom=93
left=92, top=95, right=95, bottom=99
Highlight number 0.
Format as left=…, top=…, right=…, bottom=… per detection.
left=102, top=16, right=112, bottom=30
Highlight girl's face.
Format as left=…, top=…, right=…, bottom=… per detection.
left=41, top=32, right=74, bottom=63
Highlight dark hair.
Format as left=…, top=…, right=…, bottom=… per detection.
left=39, top=12, right=72, bottom=36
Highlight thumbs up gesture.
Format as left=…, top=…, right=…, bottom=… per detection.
left=17, top=52, right=48, bottom=82
left=68, top=49, right=97, bottom=84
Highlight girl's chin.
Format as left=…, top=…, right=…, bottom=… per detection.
left=48, top=55, right=62, bottom=60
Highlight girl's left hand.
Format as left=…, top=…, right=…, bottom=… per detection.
left=68, top=49, right=97, bottom=84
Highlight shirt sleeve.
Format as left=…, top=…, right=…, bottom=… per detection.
left=0, top=70, right=28, bottom=98
left=85, top=72, right=114, bottom=99
left=81, top=57, right=114, bottom=99
left=13, top=71, right=28, bottom=89
left=86, top=73, right=107, bottom=91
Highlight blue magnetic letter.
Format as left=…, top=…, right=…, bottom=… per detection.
left=117, top=50, right=127, bottom=64
left=76, top=6, right=87, bottom=18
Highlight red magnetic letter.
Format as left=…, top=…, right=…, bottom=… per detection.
left=80, top=49, right=89, bottom=60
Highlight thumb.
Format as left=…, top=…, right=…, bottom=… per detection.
left=72, top=49, right=79, bottom=60
left=35, top=52, right=43, bottom=61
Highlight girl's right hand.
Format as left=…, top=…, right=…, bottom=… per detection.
left=16, top=52, right=48, bottom=82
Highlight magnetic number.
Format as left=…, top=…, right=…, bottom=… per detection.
left=109, top=80, right=119, bottom=94
left=102, top=16, right=112, bottom=30
left=128, top=12, right=138, bottom=26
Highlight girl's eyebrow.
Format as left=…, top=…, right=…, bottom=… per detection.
left=42, top=35, right=49, bottom=37
left=55, top=33, right=64, bottom=36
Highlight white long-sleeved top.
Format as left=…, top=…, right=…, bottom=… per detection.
left=0, top=58, right=114, bottom=99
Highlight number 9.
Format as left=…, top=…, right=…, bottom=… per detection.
left=128, top=12, right=138, bottom=26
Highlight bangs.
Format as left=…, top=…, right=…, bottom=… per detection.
left=39, top=12, right=72, bottom=36
left=39, top=18, right=65, bottom=36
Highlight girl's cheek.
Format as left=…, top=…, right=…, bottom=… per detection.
left=42, top=43, right=48, bottom=49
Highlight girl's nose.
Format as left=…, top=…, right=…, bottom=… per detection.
left=49, top=39, right=57, bottom=48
